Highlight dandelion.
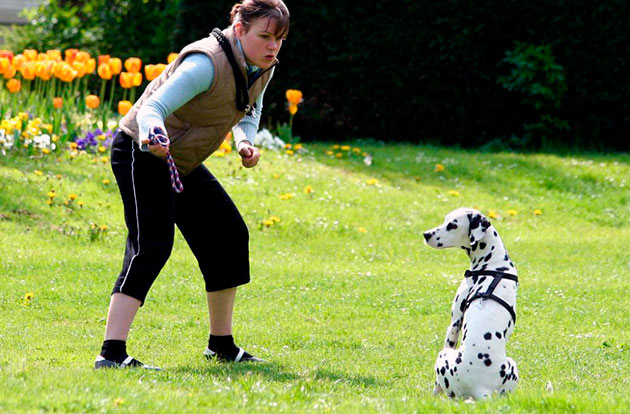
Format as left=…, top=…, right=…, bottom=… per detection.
left=42, top=148, right=51, bottom=155
left=507, top=209, right=518, bottom=216
left=294, top=143, right=303, bottom=151
left=101, top=156, right=108, bottom=164
left=78, top=201, right=85, bottom=207
left=341, top=145, right=350, bottom=151
left=366, top=178, right=378, bottom=185
left=534, top=209, right=542, bottom=216
left=47, top=190, right=56, bottom=198
left=114, top=398, right=124, bottom=407
left=100, top=225, right=109, bottom=232
left=335, top=153, right=343, bottom=158
left=279, top=193, right=295, bottom=200
left=262, top=219, right=274, bottom=227
left=272, top=173, right=280, bottom=179
left=102, top=179, right=111, bottom=185
left=325, top=150, right=334, bottom=156
left=269, top=216, right=280, bottom=223
left=352, top=148, right=361, bottom=154
left=303, top=185, right=313, bottom=194
left=56, top=174, right=62, bottom=180
left=68, top=193, right=78, bottom=201
left=23, top=292, right=34, bottom=305
left=488, top=210, right=498, bottom=219
left=332, top=144, right=340, bottom=150
left=284, top=143, right=292, bottom=149
left=46, top=199, right=53, bottom=206
left=358, top=227, right=368, bottom=233
left=435, top=163, right=445, bottom=172
left=448, top=190, right=460, bottom=197
left=286, top=150, right=294, bottom=155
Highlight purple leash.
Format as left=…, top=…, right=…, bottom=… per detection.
left=148, top=127, right=184, bottom=193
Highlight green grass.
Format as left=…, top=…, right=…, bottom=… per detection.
left=1, top=143, right=629, bottom=413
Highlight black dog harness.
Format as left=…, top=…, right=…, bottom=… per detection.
left=463, top=270, right=519, bottom=324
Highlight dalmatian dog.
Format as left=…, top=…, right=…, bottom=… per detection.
left=423, top=208, right=519, bottom=399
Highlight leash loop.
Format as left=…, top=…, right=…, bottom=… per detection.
left=148, top=127, right=183, bottom=193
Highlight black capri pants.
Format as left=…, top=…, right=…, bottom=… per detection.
left=110, top=130, right=250, bottom=304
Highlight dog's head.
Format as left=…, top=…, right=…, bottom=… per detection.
left=423, top=208, right=492, bottom=249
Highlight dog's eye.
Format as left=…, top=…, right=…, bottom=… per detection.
left=447, top=222, right=458, bottom=231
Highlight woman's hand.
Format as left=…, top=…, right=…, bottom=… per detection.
left=140, top=137, right=169, bottom=159
left=237, top=141, right=260, bottom=168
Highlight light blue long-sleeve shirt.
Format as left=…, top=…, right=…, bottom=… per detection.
left=137, top=47, right=273, bottom=149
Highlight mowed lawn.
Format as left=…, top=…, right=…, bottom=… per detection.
left=0, top=142, right=629, bottom=413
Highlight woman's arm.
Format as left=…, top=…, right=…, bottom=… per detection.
left=231, top=67, right=275, bottom=150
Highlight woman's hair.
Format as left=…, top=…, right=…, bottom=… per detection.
left=230, top=0, right=290, bottom=38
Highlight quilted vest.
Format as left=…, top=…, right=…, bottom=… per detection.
left=119, top=27, right=276, bottom=175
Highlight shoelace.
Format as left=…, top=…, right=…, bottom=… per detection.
left=147, top=127, right=183, bottom=193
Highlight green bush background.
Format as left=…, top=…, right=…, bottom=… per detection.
left=3, top=0, right=629, bottom=151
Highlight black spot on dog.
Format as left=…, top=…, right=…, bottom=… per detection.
left=437, top=243, right=443, bottom=247
left=472, top=275, right=479, bottom=284
left=479, top=276, right=486, bottom=284
left=484, top=359, right=492, bottom=366
left=479, top=242, right=486, bottom=250
left=455, top=357, right=462, bottom=364
left=448, top=340, right=455, bottom=347
left=495, top=332, right=502, bottom=339
left=494, top=231, right=498, bottom=237
left=477, top=353, right=483, bottom=359
left=496, top=266, right=509, bottom=272
left=444, top=377, right=450, bottom=388
left=449, top=391, right=455, bottom=398
left=484, top=332, right=492, bottom=340
left=447, top=222, right=458, bottom=231
left=471, top=242, right=478, bottom=251
left=440, top=367, right=446, bottom=375
left=484, top=253, right=493, bottom=262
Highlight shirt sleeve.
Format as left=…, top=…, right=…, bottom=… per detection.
left=232, top=66, right=275, bottom=148
left=136, top=53, right=214, bottom=142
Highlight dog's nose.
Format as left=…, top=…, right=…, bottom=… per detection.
left=423, top=232, right=432, bottom=241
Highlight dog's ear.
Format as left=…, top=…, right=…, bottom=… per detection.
left=468, top=212, right=491, bottom=245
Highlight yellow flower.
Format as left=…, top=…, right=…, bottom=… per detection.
left=286, top=150, right=294, bottom=155
left=303, top=185, right=313, bottom=194
left=46, top=199, right=53, bottom=206
left=47, top=191, right=56, bottom=198
left=288, top=103, right=298, bottom=115
left=325, top=150, right=334, bottom=156
left=100, top=225, right=108, bottom=231
left=68, top=193, right=78, bottom=201
left=488, top=210, right=498, bottom=219
left=357, top=227, right=368, bottom=233
left=335, top=153, right=343, bottom=158
left=42, top=148, right=51, bottom=155
left=284, top=143, right=292, bottom=149
left=69, top=142, right=78, bottom=150
left=56, top=174, right=62, bottom=180
left=78, top=201, right=85, bottom=207
left=114, top=398, right=124, bottom=406
left=214, top=151, right=226, bottom=157
left=294, top=144, right=303, bottom=151
left=279, top=193, right=295, bottom=200
left=101, top=156, right=108, bottom=164
left=534, top=209, right=542, bottom=216
left=435, top=164, right=445, bottom=172
left=262, top=219, right=274, bottom=227
left=366, top=178, right=378, bottom=185
left=272, top=173, right=280, bottom=179
left=23, top=292, right=34, bottom=305
left=341, top=145, right=351, bottom=151
left=102, top=179, right=111, bottom=185
left=332, top=144, right=340, bottom=149
left=34, top=170, right=44, bottom=176
left=447, top=190, right=460, bottom=197
left=352, top=148, right=361, bottom=154
left=269, top=216, right=280, bottom=223
left=285, top=89, right=303, bottom=105
left=98, top=146, right=106, bottom=153
left=507, top=209, right=518, bottom=216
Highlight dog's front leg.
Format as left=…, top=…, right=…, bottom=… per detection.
left=443, top=279, right=468, bottom=349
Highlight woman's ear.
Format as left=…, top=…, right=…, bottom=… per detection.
left=234, top=21, right=245, bottom=38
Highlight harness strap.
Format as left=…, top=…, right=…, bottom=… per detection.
left=211, top=28, right=251, bottom=114
left=463, top=270, right=518, bottom=324
left=148, top=127, right=183, bottom=193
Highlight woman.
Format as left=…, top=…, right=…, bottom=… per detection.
left=95, top=0, right=290, bottom=369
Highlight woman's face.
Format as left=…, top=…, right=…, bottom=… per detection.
left=235, top=17, right=284, bottom=69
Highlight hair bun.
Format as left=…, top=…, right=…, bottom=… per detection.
left=230, top=4, right=242, bottom=23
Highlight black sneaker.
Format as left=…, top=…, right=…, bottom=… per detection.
left=203, top=347, right=266, bottom=363
left=94, top=355, right=161, bottom=370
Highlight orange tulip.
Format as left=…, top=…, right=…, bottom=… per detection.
left=12, top=54, right=26, bottom=70
left=86, top=94, right=100, bottom=109
left=75, top=51, right=90, bottom=63
left=167, top=53, right=178, bottom=64
left=132, top=72, right=142, bottom=87
left=37, top=52, right=48, bottom=61
left=285, top=89, right=303, bottom=105
left=0, top=49, right=14, bottom=62
left=7, top=78, right=21, bottom=93
left=86, top=58, right=96, bottom=74
left=97, top=63, right=113, bottom=80
left=119, top=72, right=134, bottom=88
left=53, top=97, right=63, bottom=109
left=55, top=62, right=77, bottom=83
left=144, top=64, right=166, bottom=81
left=72, top=61, right=87, bottom=78
left=109, top=57, right=122, bottom=75
left=288, top=103, right=298, bottom=115
left=98, top=55, right=110, bottom=66
left=36, top=61, right=54, bottom=81
left=20, top=62, right=36, bottom=80
left=3, top=63, right=16, bottom=79
left=118, top=100, right=132, bottom=115
left=23, top=49, right=38, bottom=61
left=124, top=57, right=142, bottom=73
left=46, top=50, right=62, bottom=61
left=64, top=48, right=79, bottom=63
left=0, top=57, right=9, bottom=74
